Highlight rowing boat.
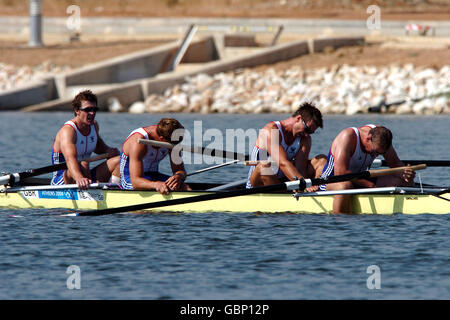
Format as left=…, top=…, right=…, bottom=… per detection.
left=1, top=181, right=449, bottom=215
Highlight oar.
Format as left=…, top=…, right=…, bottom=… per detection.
left=372, top=159, right=450, bottom=167
left=139, top=139, right=249, bottom=161
left=186, top=160, right=274, bottom=177
left=186, top=159, right=240, bottom=176
left=0, top=153, right=109, bottom=186
left=139, top=138, right=273, bottom=176
left=67, top=164, right=426, bottom=217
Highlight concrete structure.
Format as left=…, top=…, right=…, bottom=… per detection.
left=2, top=16, right=450, bottom=39
left=0, top=78, right=57, bottom=109
left=0, top=35, right=364, bottom=112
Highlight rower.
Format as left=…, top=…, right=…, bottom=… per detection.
left=318, top=125, right=417, bottom=213
left=246, top=102, right=326, bottom=192
left=120, top=118, right=190, bottom=194
left=51, top=90, right=120, bottom=190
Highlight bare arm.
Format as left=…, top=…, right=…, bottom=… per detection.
left=259, top=124, right=307, bottom=181
left=165, top=151, right=187, bottom=191
left=128, top=137, right=170, bottom=194
left=332, top=129, right=374, bottom=188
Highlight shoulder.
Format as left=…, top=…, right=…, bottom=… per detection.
left=59, top=122, right=76, bottom=135
left=57, top=123, right=77, bottom=144
left=262, top=121, right=277, bottom=130
left=258, top=121, right=281, bottom=144
left=332, top=128, right=357, bottom=151
left=59, top=120, right=75, bottom=131
left=260, top=121, right=279, bottom=136
left=126, top=136, right=147, bottom=158
left=125, top=130, right=146, bottom=148
left=339, top=127, right=357, bottom=140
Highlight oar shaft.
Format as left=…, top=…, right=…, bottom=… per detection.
left=140, top=139, right=174, bottom=149
left=186, top=160, right=240, bottom=176
left=185, top=160, right=274, bottom=177
left=304, top=164, right=426, bottom=187
left=139, top=139, right=249, bottom=161
left=0, top=153, right=110, bottom=186
left=373, top=159, right=450, bottom=167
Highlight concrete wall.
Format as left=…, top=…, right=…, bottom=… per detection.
left=0, top=78, right=57, bottom=111
left=224, top=34, right=258, bottom=47
left=21, top=36, right=365, bottom=112
left=23, top=82, right=145, bottom=112
left=182, top=37, right=220, bottom=63
left=142, top=39, right=309, bottom=95
left=64, top=43, right=177, bottom=87
left=22, top=39, right=310, bottom=111
left=65, top=36, right=219, bottom=87
left=2, top=37, right=219, bottom=110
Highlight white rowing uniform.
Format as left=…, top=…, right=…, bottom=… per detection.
left=319, top=124, right=377, bottom=191
left=120, top=127, right=170, bottom=190
left=51, top=120, right=98, bottom=185
left=246, top=121, right=301, bottom=188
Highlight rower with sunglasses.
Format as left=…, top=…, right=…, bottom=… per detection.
left=318, top=125, right=416, bottom=213
left=246, top=102, right=326, bottom=191
left=51, top=90, right=120, bottom=189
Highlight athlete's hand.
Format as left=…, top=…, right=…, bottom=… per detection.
left=154, top=181, right=170, bottom=195
left=76, top=177, right=92, bottom=190
left=165, top=173, right=185, bottom=191
left=305, top=185, right=319, bottom=192
left=402, top=165, right=416, bottom=184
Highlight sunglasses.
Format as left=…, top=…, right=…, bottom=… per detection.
left=80, top=107, right=99, bottom=113
left=301, top=118, right=314, bottom=134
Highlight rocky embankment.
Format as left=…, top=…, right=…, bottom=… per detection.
left=0, top=61, right=71, bottom=91
left=125, top=64, right=449, bottom=115
left=1, top=61, right=448, bottom=114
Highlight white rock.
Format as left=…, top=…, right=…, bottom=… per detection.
left=128, top=101, right=146, bottom=114
left=107, top=97, right=124, bottom=113
left=395, top=102, right=413, bottom=114
left=433, top=96, right=448, bottom=114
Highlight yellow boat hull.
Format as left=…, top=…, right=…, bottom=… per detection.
left=1, top=188, right=449, bottom=215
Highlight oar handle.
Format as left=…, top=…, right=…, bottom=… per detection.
left=368, top=164, right=426, bottom=178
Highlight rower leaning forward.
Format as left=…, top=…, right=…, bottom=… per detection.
left=246, top=102, right=326, bottom=192
left=120, top=118, right=190, bottom=194
left=318, top=124, right=417, bottom=213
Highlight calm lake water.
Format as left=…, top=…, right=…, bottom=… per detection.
left=0, top=112, right=449, bottom=299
